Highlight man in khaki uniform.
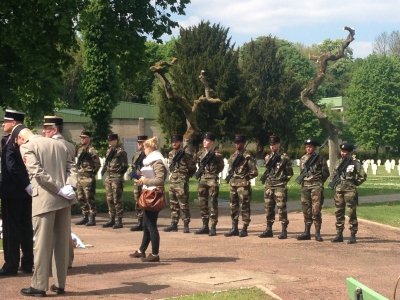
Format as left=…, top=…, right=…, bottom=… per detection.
left=18, top=127, right=77, bottom=297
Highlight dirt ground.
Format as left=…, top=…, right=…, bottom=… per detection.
left=1, top=199, right=400, bottom=300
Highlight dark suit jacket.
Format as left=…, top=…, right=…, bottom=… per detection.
left=0, top=134, right=31, bottom=199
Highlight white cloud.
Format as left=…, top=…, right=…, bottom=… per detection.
left=351, top=41, right=374, bottom=58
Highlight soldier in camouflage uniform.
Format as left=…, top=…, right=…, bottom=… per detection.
left=331, top=142, right=366, bottom=244
left=164, top=134, right=197, bottom=233
left=296, top=138, right=329, bottom=241
left=194, top=132, right=224, bottom=236
left=259, top=135, right=293, bottom=239
left=75, top=130, right=101, bottom=226
left=224, top=134, right=258, bottom=238
left=130, top=135, right=147, bottom=231
left=102, top=133, right=129, bottom=229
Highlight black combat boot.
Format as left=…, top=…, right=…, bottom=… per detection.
left=331, top=231, right=344, bottom=242
left=296, top=223, right=311, bottom=240
left=224, top=222, right=239, bottom=237
left=347, top=231, right=357, bottom=244
left=194, top=219, right=209, bottom=235
left=164, top=222, right=178, bottom=232
left=75, top=214, right=89, bottom=225
left=130, top=218, right=143, bottom=231
left=278, top=223, right=288, bottom=239
left=102, top=217, right=115, bottom=228
left=112, top=217, right=123, bottom=229
left=183, top=221, right=190, bottom=233
left=85, top=215, right=96, bottom=226
left=258, top=223, right=273, bottom=238
left=209, top=223, right=217, bottom=236
left=239, top=224, right=249, bottom=237
left=314, top=225, right=323, bottom=242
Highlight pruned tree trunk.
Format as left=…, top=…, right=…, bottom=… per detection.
left=150, top=58, right=222, bottom=153
left=301, top=26, right=355, bottom=176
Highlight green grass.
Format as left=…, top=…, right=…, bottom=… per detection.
left=165, top=287, right=273, bottom=300
left=323, top=200, right=400, bottom=227
left=86, top=165, right=400, bottom=214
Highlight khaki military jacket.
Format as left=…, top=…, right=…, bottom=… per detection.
left=168, top=148, right=196, bottom=183
left=333, top=156, right=366, bottom=191
left=196, top=149, right=224, bottom=180
left=227, top=150, right=258, bottom=186
left=106, top=147, right=128, bottom=179
left=264, top=152, right=293, bottom=188
left=77, top=145, right=101, bottom=177
left=20, top=135, right=78, bottom=217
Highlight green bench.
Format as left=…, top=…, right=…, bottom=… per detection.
left=346, top=277, right=389, bottom=300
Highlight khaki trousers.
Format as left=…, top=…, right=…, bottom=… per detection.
left=31, top=207, right=71, bottom=291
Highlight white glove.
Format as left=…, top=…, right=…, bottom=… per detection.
left=25, top=184, right=33, bottom=196
left=58, top=185, right=76, bottom=200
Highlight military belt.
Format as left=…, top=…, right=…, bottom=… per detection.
left=79, top=171, right=96, bottom=177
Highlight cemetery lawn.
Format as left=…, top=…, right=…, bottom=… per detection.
left=84, top=165, right=400, bottom=214
left=165, top=287, right=273, bottom=300
left=323, top=201, right=400, bottom=227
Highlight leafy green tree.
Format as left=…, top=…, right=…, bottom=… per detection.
left=79, top=0, right=189, bottom=149
left=0, top=0, right=81, bottom=125
left=346, top=54, right=400, bottom=159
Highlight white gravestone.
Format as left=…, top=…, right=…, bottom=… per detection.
left=385, top=161, right=392, bottom=173
left=371, top=164, right=377, bottom=175
left=377, top=159, right=381, bottom=166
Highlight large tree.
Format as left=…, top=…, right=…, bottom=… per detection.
left=0, top=0, right=81, bottom=125
left=373, top=30, right=400, bottom=56
left=346, top=54, right=400, bottom=159
left=153, top=21, right=243, bottom=148
left=79, top=0, right=189, bottom=148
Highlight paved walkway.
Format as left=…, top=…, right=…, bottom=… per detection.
left=1, top=194, right=400, bottom=300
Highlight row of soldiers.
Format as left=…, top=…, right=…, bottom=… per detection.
left=76, top=130, right=366, bottom=244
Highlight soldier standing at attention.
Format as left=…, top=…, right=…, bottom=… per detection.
left=259, top=135, right=293, bottom=239
left=164, top=134, right=196, bottom=233
left=102, top=133, right=128, bottom=229
left=296, top=138, right=329, bottom=242
left=224, top=134, right=258, bottom=238
left=331, top=142, right=366, bottom=244
left=75, top=130, right=101, bottom=226
left=194, top=132, right=224, bottom=236
left=130, top=135, right=147, bottom=231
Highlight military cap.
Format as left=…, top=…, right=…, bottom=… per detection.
left=80, top=130, right=92, bottom=138
left=204, top=132, right=216, bottom=141
left=234, top=134, right=246, bottom=143
left=269, top=135, right=280, bottom=144
left=172, top=134, right=183, bottom=142
left=107, top=133, right=118, bottom=141
left=11, top=124, right=26, bottom=144
left=4, top=109, right=25, bottom=122
left=304, top=138, right=320, bottom=147
left=44, top=116, right=63, bottom=126
left=340, top=142, right=355, bottom=152
left=137, top=135, right=148, bottom=141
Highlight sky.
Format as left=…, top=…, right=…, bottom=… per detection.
left=164, top=0, right=400, bottom=58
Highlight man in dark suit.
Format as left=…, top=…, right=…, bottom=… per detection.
left=18, top=127, right=77, bottom=297
left=0, top=109, right=33, bottom=276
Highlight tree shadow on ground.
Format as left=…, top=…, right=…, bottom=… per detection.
left=166, top=256, right=238, bottom=263
left=68, top=262, right=167, bottom=276
left=64, top=281, right=169, bottom=296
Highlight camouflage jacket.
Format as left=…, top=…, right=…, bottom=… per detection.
left=77, top=145, right=101, bottom=177
left=130, top=150, right=146, bottom=176
left=264, top=152, right=293, bottom=188
left=227, top=150, right=258, bottom=186
left=333, top=157, right=366, bottom=190
left=105, top=147, right=128, bottom=179
left=196, top=149, right=224, bottom=180
left=300, top=152, right=330, bottom=186
left=168, top=148, right=197, bottom=183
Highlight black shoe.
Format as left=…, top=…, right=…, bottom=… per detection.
left=130, top=251, right=146, bottom=258
left=183, top=222, right=190, bottom=233
left=75, top=215, right=89, bottom=225
left=50, top=284, right=65, bottom=295
left=258, top=230, right=273, bottom=238
left=20, top=286, right=46, bottom=297
left=141, top=254, right=160, bottom=262
left=164, top=222, right=178, bottom=232
left=0, top=268, right=17, bottom=276
left=102, top=217, right=116, bottom=228
left=18, top=267, right=33, bottom=274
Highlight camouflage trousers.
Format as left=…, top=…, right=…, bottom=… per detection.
left=105, top=177, right=124, bottom=217
left=133, top=183, right=144, bottom=219
left=264, top=187, right=289, bottom=225
left=198, top=179, right=219, bottom=225
left=334, top=188, right=358, bottom=233
left=169, top=181, right=190, bottom=223
left=229, top=184, right=251, bottom=225
left=300, top=185, right=324, bottom=225
left=77, top=176, right=97, bottom=215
